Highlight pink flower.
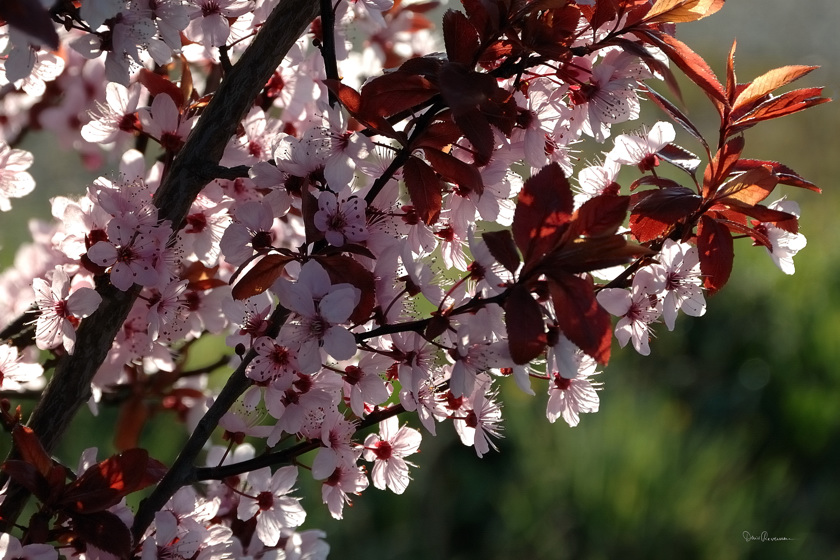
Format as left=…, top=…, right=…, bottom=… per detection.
left=247, top=336, right=301, bottom=384
left=341, top=352, right=391, bottom=418
left=596, top=272, right=663, bottom=356
left=184, top=0, right=254, bottom=47
left=321, top=462, right=369, bottom=520
left=313, top=191, right=369, bottom=247
left=276, top=261, right=360, bottom=373
left=32, top=266, right=102, bottom=353
left=545, top=337, right=602, bottom=427
left=756, top=198, right=807, bottom=275
left=87, top=221, right=172, bottom=291
left=606, top=121, right=675, bottom=172
left=0, top=142, right=36, bottom=212
left=362, top=416, right=421, bottom=494
left=0, top=534, right=57, bottom=560
left=138, top=93, right=193, bottom=152
left=81, top=82, right=144, bottom=144
left=452, top=377, right=503, bottom=457
left=645, top=239, right=705, bottom=330
left=237, top=466, right=306, bottom=546
left=0, top=344, right=43, bottom=390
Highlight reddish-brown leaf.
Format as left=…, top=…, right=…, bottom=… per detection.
left=322, top=79, right=362, bottom=114
left=359, top=71, right=438, bottom=120
left=403, top=157, right=443, bottom=225
left=482, top=229, right=521, bottom=273
left=114, top=396, right=150, bottom=452
left=316, top=254, right=377, bottom=325
left=629, top=186, right=701, bottom=242
left=138, top=69, right=185, bottom=110
left=423, top=148, right=484, bottom=195
left=725, top=40, right=737, bottom=105
left=545, top=272, right=611, bottom=364
left=657, top=143, right=702, bottom=177
left=702, top=135, right=745, bottom=199
left=443, top=9, right=480, bottom=65
left=505, top=284, right=547, bottom=364
left=12, top=425, right=54, bottom=479
left=644, top=0, right=725, bottom=23
left=230, top=252, right=295, bottom=300
left=730, top=87, right=830, bottom=132
left=542, top=235, right=654, bottom=275
left=734, top=159, right=820, bottom=193
left=60, top=449, right=163, bottom=514
left=512, top=162, right=573, bottom=268
left=1, top=460, right=50, bottom=503
left=733, top=65, right=818, bottom=115
left=697, top=215, right=734, bottom=293
left=722, top=200, right=798, bottom=233
left=637, top=29, right=728, bottom=111
left=714, top=166, right=778, bottom=206
left=642, top=85, right=707, bottom=151
left=572, top=194, right=630, bottom=238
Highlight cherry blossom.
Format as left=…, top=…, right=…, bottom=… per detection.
left=81, top=82, right=144, bottom=144
left=645, top=239, right=706, bottom=330
left=320, top=461, right=369, bottom=520
left=362, top=416, right=421, bottom=494
left=452, top=376, right=504, bottom=457
left=237, top=466, right=306, bottom=546
left=0, top=533, right=58, bottom=560
left=313, top=191, right=369, bottom=247
left=0, top=142, right=36, bottom=212
left=546, top=337, right=603, bottom=427
left=184, top=0, right=255, bottom=47
left=138, top=93, right=193, bottom=153
left=275, top=260, right=361, bottom=373
left=757, top=198, right=807, bottom=275
left=0, top=344, right=43, bottom=390
left=606, top=121, right=676, bottom=172
left=32, top=266, right=103, bottom=353
left=596, top=272, right=663, bottom=356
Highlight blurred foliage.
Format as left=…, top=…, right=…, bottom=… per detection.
left=2, top=6, right=839, bottom=559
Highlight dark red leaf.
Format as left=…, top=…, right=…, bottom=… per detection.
left=323, top=79, right=362, bottom=114
left=443, top=9, right=480, bottom=65
left=657, top=143, right=702, bottom=177
left=721, top=201, right=798, bottom=233
left=714, top=166, right=778, bottom=206
left=12, top=425, right=53, bottom=479
left=114, top=396, right=150, bottom=452
left=359, top=71, right=438, bottom=120
left=629, top=186, right=701, bottom=242
left=725, top=40, right=737, bottom=105
left=316, top=255, right=377, bottom=325
left=545, top=272, right=611, bottom=364
left=702, top=135, right=744, bottom=199
left=697, top=215, right=734, bottom=294
left=505, top=284, right=547, bottom=364
left=403, top=157, right=443, bottom=225
left=230, top=252, right=295, bottom=300
left=572, top=194, right=630, bottom=238
left=642, top=86, right=712, bottom=149
left=734, top=159, right=820, bottom=193
left=70, top=511, right=133, bottom=558
left=636, top=29, right=728, bottom=111
left=730, top=87, right=830, bottom=133
left=542, top=235, right=653, bottom=275
left=60, top=449, right=162, bottom=514
left=733, top=65, right=818, bottom=116
left=138, top=69, right=185, bottom=110
left=450, top=108, right=494, bottom=165
left=2, top=460, right=50, bottom=503
left=512, top=162, right=573, bottom=267
left=482, top=230, right=521, bottom=273
left=423, top=148, right=484, bottom=195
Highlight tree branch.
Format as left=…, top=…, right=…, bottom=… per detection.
left=0, top=0, right=320, bottom=532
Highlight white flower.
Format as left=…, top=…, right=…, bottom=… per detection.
left=759, top=198, right=807, bottom=275
left=362, top=416, right=421, bottom=494
left=32, top=267, right=102, bottom=353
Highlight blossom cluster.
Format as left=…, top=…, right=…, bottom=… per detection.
left=0, top=0, right=823, bottom=557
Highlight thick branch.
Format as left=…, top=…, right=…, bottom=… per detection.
left=0, top=0, right=320, bottom=532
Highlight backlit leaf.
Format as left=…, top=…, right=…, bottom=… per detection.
left=505, top=284, right=547, bottom=364
left=546, top=272, right=612, bottom=364
left=403, top=156, right=443, bottom=225
left=697, top=215, right=734, bottom=293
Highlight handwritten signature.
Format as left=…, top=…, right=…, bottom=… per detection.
left=743, top=531, right=794, bottom=542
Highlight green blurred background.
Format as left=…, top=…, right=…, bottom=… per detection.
left=3, top=2, right=840, bottom=558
